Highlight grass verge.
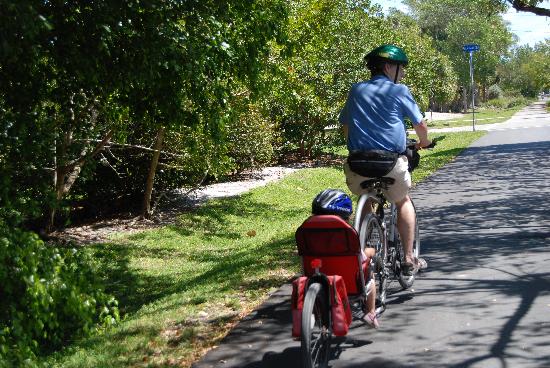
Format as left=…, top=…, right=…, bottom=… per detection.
left=46, top=130, right=485, bottom=368
left=427, top=106, right=524, bottom=128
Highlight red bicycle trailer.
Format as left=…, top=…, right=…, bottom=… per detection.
left=291, top=214, right=375, bottom=368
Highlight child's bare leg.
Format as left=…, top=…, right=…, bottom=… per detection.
left=367, top=280, right=376, bottom=314
left=364, top=247, right=377, bottom=315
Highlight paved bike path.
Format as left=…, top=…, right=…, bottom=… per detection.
left=193, top=101, right=550, bottom=368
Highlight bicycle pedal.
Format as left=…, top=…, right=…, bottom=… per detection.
left=375, top=296, right=386, bottom=307
left=375, top=304, right=386, bottom=315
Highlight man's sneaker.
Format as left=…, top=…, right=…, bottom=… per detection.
left=402, top=257, right=428, bottom=276
left=417, top=257, right=428, bottom=270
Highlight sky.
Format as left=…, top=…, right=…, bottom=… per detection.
left=371, top=0, right=550, bottom=47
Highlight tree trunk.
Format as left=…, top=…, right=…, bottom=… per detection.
left=299, top=140, right=305, bottom=157
left=46, top=129, right=114, bottom=232
left=48, top=136, right=58, bottom=232
left=142, top=127, right=165, bottom=218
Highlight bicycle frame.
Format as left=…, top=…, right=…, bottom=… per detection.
left=387, top=202, right=398, bottom=250
left=353, top=184, right=418, bottom=313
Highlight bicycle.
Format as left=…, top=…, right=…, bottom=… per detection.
left=352, top=138, right=436, bottom=313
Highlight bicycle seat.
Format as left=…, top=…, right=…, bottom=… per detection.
left=360, top=177, right=395, bottom=189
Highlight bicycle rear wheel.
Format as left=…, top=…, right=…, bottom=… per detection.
left=397, top=199, right=420, bottom=289
left=301, top=282, right=331, bottom=368
left=360, top=214, right=388, bottom=310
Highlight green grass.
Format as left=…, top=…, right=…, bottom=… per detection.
left=46, top=130, right=485, bottom=368
left=427, top=106, right=524, bottom=128
left=411, top=131, right=485, bottom=182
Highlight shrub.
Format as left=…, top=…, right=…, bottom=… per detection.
left=0, top=225, right=119, bottom=366
left=506, top=96, right=530, bottom=108
left=481, top=96, right=530, bottom=109
left=480, top=98, right=507, bottom=109
left=487, top=84, right=504, bottom=100
left=226, top=104, right=276, bottom=172
left=70, top=100, right=277, bottom=218
left=503, top=89, right=523, bottom=98
left=69, top=122, right=235, bottom=217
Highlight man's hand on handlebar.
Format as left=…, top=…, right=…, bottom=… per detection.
left=412, top=119, right=431, bottom=150
left=415, top=139, right=432, bottom=150
left=408, top=136, right=440, bottom=150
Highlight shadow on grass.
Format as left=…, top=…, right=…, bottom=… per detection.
left=47, top=322, right=161, bottom=367
left=158, top=191, right=306, bottom=240
left=93, top=235, right=298, bottom=316
left=91, top=188, right=304, bottom=315
left=91, top=242, right=173, bottom=314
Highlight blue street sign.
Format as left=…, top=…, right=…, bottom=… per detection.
left=463, top=43, right=480, bottom=52
left=463, top=44, right=479, bottom=131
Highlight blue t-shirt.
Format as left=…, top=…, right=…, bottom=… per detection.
left=339, top=75, right=423, bottom=154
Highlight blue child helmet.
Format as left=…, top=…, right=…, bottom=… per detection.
left=312, top=189, right=353, bottom=219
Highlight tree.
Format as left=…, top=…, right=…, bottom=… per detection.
left=262, top=0, right=457, bottom=157
left=498, top=40, right=550, bottom=96
left=385, top=10, right=459, bottom=111
left=403, top=0, right=507, bottom=44
left=0, top=1, right=186, bottom=228
left=135, top=1, right=288, bottom=217
left=442, top=15, right=513, bottom=101
left=0, top=0, right=288, bottom=228
left=404, top=0, right=514, bottom=109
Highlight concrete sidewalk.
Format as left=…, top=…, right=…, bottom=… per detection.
left=420, top=99, right=550, bottom=133
left=193, top=101, right=550, bottom=368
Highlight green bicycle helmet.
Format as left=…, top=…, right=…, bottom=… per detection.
left=364, top=44, right=409, bottom=68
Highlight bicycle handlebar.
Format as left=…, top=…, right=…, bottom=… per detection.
left=406, top=136, right=441, bottom=150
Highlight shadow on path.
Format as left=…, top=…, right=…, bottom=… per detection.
left=407, top=139, right=550, bottom=368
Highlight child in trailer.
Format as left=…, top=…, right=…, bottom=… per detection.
left=311, top=189, right=380, bottom=329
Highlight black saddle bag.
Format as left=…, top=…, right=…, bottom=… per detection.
left=347, top=150, right=399, bottom=177
left=405, top=148, right=420, bottom=173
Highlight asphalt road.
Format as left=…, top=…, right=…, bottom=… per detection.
left=193, top=100, right=550, bottom=368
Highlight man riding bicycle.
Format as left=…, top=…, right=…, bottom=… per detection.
left=339, top=44, right=430, bottom=275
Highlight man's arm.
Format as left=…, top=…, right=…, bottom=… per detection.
left=413, top=119, right=431, bottom=149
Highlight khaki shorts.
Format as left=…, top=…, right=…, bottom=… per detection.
left=344, top=155, right=411, bottom=203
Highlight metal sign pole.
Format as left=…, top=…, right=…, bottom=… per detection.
left=469, top=51, right=476, bottom=131
left=463, top=43, right=480, bottom=132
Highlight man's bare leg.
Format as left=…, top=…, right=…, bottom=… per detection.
left=395, top=195, right=415, bottom=264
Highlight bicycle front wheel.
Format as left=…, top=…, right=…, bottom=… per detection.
left=301, top=282, right=331, bottom=368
